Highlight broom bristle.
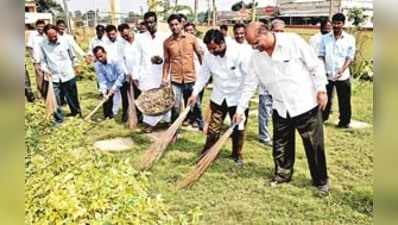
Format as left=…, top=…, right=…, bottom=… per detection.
left=139, top=105, right=192, bottom=170
left=45, top=79, right=57, bottom=119
left=177, top=124, right=236, bottom=189
left=127, top=83, right=138, bottom=130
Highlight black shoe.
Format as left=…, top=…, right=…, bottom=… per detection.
left=337, top=123, right=351, bottom=129
left=122, top=113, right=128, bottom=123
left=270, top=175, right=291, bottom=187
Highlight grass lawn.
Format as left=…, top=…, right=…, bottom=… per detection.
left=25, top=26, right=373, bottom=224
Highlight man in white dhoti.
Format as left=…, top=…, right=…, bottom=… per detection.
left=134, top=11, right=171, bottom=133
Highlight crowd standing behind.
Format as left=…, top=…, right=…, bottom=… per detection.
left=25, top=12, right=357, bottom=194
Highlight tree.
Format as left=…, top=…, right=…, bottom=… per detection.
left=74, top=10, right=82, bottom=18
left=347, top=7, right=369, bottom=27
left=231, top=1, right=245, bottom=11
left=36, top=0, right=64, bottom=14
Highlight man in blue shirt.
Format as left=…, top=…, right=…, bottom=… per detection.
left=93, top=46, right=127, bottom=119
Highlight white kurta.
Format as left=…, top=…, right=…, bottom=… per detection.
left=135, top=31, right=171, bottom=126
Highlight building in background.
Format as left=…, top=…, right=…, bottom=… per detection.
left=25, top=0, right=53, bottom=28
left=277, top=0, right=373, bottom=27
left=217, top=6, right=278, bottom=24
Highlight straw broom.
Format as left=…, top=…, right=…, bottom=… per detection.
left=45, top=74, right=57, bottom=119
left=139, top=105, right=192, bottom=170
left=126, top=80, right=138, bottom=130
left=177, top=123, right=237, bottom=189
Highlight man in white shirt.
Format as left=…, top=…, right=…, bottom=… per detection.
left=184, top=22, right=207, bottom=131
left=40, top=24, right=82, bottom=124
left=187, top=29, right=251, bottom=166
left=309, top=19, right=332, bottom=55
left=319, top=13, right=356, bottom=128
left=234, top=22, right=329, bottom=193
left=134, top=11, right=171, bottom=133
left=56, top=20, right=87, bottom=60
left=87, top=24, right=106, bottom=59
left=26, top=19, right=46, bottom=97
left=118, top=23, right=141, bottom=122
left=234, top=22, right=273, bottom=147
left=271, top=19, right=286, bottom=33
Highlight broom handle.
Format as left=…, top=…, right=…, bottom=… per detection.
left=84, top=93, right=111, bottom=121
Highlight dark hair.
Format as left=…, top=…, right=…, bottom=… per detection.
left=36, top=20, right=45, bottom=25
left=233, top=23, right=246, bottom=31
left=184, top=22, right=196, bottom=29
left=105, top=24, right=117, bottom=33
left=332, top=13, right=346, bottom=23
left=93, top=45, right=106, bottom=55
left=56, top=19, right=66, bottom=26
left=44, top=24, right=58, bottom=34
left=219, top=24, right=228, bottom=31
left=178, top=13, right=187, bottom=21
left=144, top=11, right=157, bottom=22
left=203, top=29, right=225, bottom=45
left=95, top=24, right=105, bottom=31
left=117, top=23, right=130, bottom=32
left=320, top=19, right=331, bottom=29
left=167, top=14, right=182, bottom=24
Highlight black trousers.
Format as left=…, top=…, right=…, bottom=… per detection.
left=171, top=82, right=204, bottom=129
left=273, top=106, right=328, bottom=186
left=43, top=78, right=81, bottom=123
left=25, top=65, right=35, bottom=102
left=131, top=81, right=142, bottom=122
left=322, top=79, right=352, bottom=126
left=103, top=81, right=129, bottom=120
left=202, top=100, right=249, bottom=160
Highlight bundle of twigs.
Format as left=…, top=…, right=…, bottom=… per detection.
left=139, top=105, right=192, bottom=170
left=177, top=123, right=237, bottom=189
left=45, top=74, right=57, bottom=119
left=126, top=81, right=138, bottom=130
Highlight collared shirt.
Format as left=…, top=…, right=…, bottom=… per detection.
left=193, top=41, right=250, bottom=107
left=27, top=30, right=45, bottom=63
left=164, top=32, right=200, bottom=84
left=309, top=32, right=323, bottom=55
left=237, top=32, right=327, bottom=118
left=59, top=33, right=86, bottom=59
left=88, top=36, right=106, bottom=55
left=120, top=38, right=140, bottom=79
left=319, top=31, right=356, bottom=81
left=95, top=59, right=126, bottom=94
left=134, top=31, right=170, bottom=90
left=234, top=40, right=269, bottom=95
left=39, top=38, right=76, bottom=83
left=103, top=36, right=127, bottom=73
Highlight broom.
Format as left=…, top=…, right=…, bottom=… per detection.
left=177, top=123, right=238, bottom=189
left=126, top=80, right=138, bottom=129
left=45, top=74, right=57, bottom=119
left=139, top=104, right=192, bottom=170
left=84, top=92, right=112, bottom=121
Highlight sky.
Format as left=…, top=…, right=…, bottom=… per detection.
left=57, top=0, right=276, bottom=15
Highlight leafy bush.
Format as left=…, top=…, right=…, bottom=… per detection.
left=25, top=103, right=201, bottom=224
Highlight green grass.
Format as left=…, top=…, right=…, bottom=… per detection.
left=25, top=33, right=373, bottom=224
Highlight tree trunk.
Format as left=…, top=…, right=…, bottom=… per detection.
left=194, top=0, right=198, bottom=23
left=212, top=0, right=216, bottom=27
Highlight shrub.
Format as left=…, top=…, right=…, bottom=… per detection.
left=25, top=103, right=201, bottom=224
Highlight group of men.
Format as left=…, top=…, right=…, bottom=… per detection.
left=26, top=11, right=357, bottom=194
